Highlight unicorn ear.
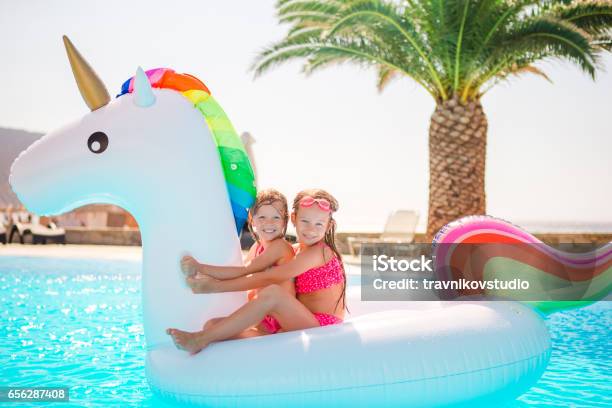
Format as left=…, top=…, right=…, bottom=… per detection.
left=133, top=66, right=156, bottom=107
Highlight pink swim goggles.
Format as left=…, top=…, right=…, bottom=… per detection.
left=299, top=196, right=332, bottom=212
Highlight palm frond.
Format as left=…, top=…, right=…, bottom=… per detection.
left=251, top=0, right=612, bottom=102
left=552, top=1, right=612, bottom=36
left=409, top=0, right=454, bottom=80
left=509, top=64, right=552, bottom=82
left=278, top=0, right=343, bottom=18
left=593, top=34, right=612, bottom=51
left=376, top=65, right=400, bottom=91
left=470, top=16, right=597, bottom=94
left=324, top=0, right=447, bottom=98
left=303, top=37, right=437, bottom=96
left=251, top=29, right=327, bottom=77
left=501, top=17, right=597, bottom=76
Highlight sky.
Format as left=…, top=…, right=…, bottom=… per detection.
left=0, top=0, right=610, bottom=232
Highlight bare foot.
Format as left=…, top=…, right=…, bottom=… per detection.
left=166, top=328, right=208, bottom=354
left=180, top=255, right=200, bottom=278
left=186, top=274, right=216, bottom=294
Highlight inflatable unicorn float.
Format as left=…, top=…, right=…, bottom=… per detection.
left=9, top=37, right=611, bottom=407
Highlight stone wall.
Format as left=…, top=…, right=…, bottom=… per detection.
left=65, top=227, right=141, bottom=246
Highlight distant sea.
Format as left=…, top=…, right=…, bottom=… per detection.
left=514, top=220, right=612, bottom=234
left=338, top=219, right=612, bottom=234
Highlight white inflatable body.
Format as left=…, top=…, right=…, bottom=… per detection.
left=149, top=292, right=550, bottom=407
left=9, top=45, right=551, bottom=406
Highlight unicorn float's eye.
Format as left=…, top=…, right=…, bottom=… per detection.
left=88, top=132, right=108, bottom=154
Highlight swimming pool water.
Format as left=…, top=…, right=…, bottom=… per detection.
left=0, top=257, right=610, bottom=407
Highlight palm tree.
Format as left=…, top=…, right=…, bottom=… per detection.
left=251, top=0, right=612, bottom=238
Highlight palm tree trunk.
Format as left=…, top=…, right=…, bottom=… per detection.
left=427, top=95, right=487, bottom=239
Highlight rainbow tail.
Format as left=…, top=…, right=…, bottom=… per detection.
left=433, top=215, right=612, bottom=314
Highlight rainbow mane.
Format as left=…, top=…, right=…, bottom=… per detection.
left=117, top=68, right=256, bottom=233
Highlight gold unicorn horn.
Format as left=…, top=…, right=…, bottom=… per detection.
left=63, top=35, right=110, bottom=111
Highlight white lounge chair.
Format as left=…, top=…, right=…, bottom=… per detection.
left=347, top=210, right=419, bottom=256
left=0, top=213, right=7, bottom=244
left=31, top=216, right=66, bottom=244
left=8, top=212, right=32, bottom=243
left=9, top=212, right=66, bottom=244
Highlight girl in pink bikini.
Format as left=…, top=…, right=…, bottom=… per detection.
left=167, top=189, right=347, bottom=354
left=180, top=188, right=295, bottom=337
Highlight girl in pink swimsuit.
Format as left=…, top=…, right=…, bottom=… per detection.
left=168, top=189, right=347, bottom=354
left=180, top=189, right=295, bottom=336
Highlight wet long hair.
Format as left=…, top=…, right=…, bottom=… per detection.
left=292, top=189, right=346, bottom=313
left=247, top=189, right=289, bottom=243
